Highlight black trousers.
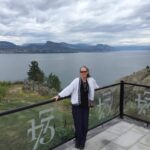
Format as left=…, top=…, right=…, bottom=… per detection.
left=72, top=105, right=89, bottom=146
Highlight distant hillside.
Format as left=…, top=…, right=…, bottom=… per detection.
left=0, top=41, right=150, bottom=53
left=114, top=45, right=150, bottom=51
left=0, top=41, right=20, bottom=53
left=116, top=66, right=150, bottom=86
left=0, top=41, right=114, bottom=53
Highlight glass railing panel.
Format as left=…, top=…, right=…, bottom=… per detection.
left=0, top=98, right=74, bottom=150
left=124, top=84, right=150, bottom=122
left=0, top=84, right=120, bottom=150
left=89, top=85, right=120, bottom=129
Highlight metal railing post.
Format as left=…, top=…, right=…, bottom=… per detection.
left=120, top=80, right=124, bottom=119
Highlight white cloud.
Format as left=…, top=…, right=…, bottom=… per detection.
left=0, top=0, right=149, bottom=45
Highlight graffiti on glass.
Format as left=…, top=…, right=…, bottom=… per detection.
left=97, top=90, right=113, bottom=119
left=27, top=108, right=55, bottom=150
left=135, top=91, right=150, bottom=115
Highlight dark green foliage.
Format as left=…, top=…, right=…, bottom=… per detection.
left=26, top=61, right=61, bottom=94
left=146, top=65, right=150, bottom=72
left=47, top=73, right=61, bottom=91
left=146, top=65, right=149, bottom=69
left=27, top=61, right=44, bottom=82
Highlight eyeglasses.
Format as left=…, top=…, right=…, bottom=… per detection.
left=80, top=71, right=87, bottom=73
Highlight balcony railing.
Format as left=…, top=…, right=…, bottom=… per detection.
left=0, top=81, right=149, bottom=150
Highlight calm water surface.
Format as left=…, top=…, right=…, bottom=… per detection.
left=0, top=51, right=150, bottom=87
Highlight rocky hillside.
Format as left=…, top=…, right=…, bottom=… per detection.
left=116, top=66, right=150, bottom=86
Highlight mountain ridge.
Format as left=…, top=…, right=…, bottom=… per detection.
left=0, top=41, right=114, bottom=53
left=0, top=41, right=149, bottom=53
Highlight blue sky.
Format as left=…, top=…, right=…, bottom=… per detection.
left=0, top=0, right=150, bottom=45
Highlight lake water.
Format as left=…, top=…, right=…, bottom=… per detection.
left=0, top=51, right=150, bottom=88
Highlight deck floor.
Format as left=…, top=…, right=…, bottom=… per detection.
left=54, top=119, right=150, bottom=150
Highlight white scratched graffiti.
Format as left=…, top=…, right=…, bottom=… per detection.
left=135, top=91, right=150, bottom=115
left=27, top=108, right=55, bottom=150
left=97, top=90, right=113, bottom=119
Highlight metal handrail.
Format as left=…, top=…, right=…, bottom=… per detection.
left=0, top=81, right=149, bottom=118
left=95, top=83, right=120, bottom=91
left=0, top=96, right=68, bottom=117
left=123, top=81, right=150, bottom=88
left=0, top=83, right=120, bottom=117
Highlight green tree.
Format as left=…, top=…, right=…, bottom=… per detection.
left=47, top=73, right=61, bottom=91
left=27, top=61, right=44, bottom=82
